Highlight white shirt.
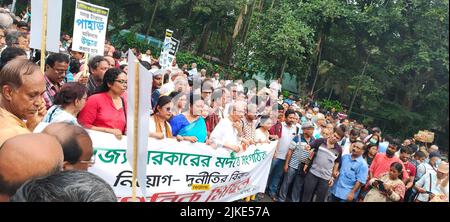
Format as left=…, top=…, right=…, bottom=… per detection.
left=341, top=138, right=351, bottom=156
left=212, top=78, right=220, bottom=89
left=255, top=128, right=270, bottom=143
left=188, top=68, right=198, bottom=77
left=269, top=81, right=281, bottom=93
left=237, top=83, right=244, bottom=92
left=160, top=82, right=175, bottom=95
left=210, top=117, right=239, bottom=149
left=276, top=122, right=297, bottom=160
left=141, top=55, right=152, bottom=63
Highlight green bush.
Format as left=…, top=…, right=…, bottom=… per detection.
left=111, top=32, right=160, bottom=57
left=318, top=99, right=343, bottom=112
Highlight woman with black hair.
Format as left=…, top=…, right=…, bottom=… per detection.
left=169, top=92, right=207, bottom=143
left=78, top=68, right=127, bottom=140
left=364, top=162, right=406, bottom=202
left=42, top=82, right=87, bottom=125
left=149, top=96, right=173, bottom=139
left=363, top=143, right=379, bottom=167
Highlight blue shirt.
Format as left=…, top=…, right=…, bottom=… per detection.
left=330, top=154, right=368, bottom=201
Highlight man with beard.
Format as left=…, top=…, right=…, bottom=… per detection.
left=399, top=146, right=416, bottom=202
left=266, top=109, right=297, bottom=201
left=301, top=127, right=345, bottom=202
left=341, top=128, right=360, bottom=156
left=369, top=140, right=408, bottom=181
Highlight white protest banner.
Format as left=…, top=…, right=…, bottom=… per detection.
left=169, top=38, right=180, bottom=56
left=125, top=50, right=153, bottom=197
left=167, top=37, right=180, bottom=66
left=72, top=0, right=109, bottom=55
left=160, top=29, right=173, bottom=69
left=30, top=0, right=62, bottom=53
left=87, top=130, right=275, bottom=202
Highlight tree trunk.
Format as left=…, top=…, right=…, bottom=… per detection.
left=242, top=0, right=256, bottom=44
left=224, top=2, right=247, bottom=63
left=310, top=31, right=325, bottom=95
left=328, top=88, right=333, bottom=100
left=258, top=0, right=264, bottom=11
left=280, top=56, right=288, bottom=80
left=187, top=0, right=195, bottom=19
left=146, top=0, right=159, bottom=36
left=197, top=23, right=211, bottom=55
left=270, top=0, right=276, bottom=10
left=349, top=54, right=370, bottom=114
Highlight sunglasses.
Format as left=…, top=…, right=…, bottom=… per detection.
left=115, top=80, right=128, bottom=84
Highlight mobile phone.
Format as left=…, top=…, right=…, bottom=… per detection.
left=376, top=180, right=386, bottom=192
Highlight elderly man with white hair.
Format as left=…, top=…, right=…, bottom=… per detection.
left=209, top=100, right=248, bottom=153
left=429, top=145, right=439, bottom=153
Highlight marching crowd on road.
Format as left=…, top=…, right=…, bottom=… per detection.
left=0, top=5, right=448, bottom=202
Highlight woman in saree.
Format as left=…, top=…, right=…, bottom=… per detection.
left=169, top=92, right=207, bottom=143
left=363, top=162, right=406, bottom=202
left=149, top=96, right=173, bottom=139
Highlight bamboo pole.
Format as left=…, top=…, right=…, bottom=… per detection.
left=40, top=0, right=48, bottom=73
left=83, top=53, right=89, bottom=77
left=131, top=60, right=140, bottom=202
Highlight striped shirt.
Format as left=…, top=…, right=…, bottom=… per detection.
left=288, top=134, right=315, bottom=169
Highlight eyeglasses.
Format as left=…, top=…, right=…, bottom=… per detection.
left=115, top=80, right=128, bottom=84
left=78, top=155, right=96, bottom=165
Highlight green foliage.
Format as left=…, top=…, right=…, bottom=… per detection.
left=318, top=99, right=343, bottom=112
left=235, top=1, right=315, bottom=79
left=110, top=32, right=159, bottom=56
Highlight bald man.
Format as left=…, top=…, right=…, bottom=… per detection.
left=0, top=133, right=63, bottom=202
left=42, top=123, right=94, bottom=171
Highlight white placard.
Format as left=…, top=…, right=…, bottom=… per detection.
left=125, top=50, right=153, bottom=195
left=72, top=0, right=109, bottom=55
left=30, top=0, right=62, bottom=53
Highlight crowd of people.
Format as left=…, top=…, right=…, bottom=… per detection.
left=0, top=5, right=448, bottom=202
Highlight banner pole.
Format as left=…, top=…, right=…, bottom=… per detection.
left=83, top=53, right=89, bottom=77
left=131, top=60, right=140, bottom=202
left=40, top=0, right=48, bottom=74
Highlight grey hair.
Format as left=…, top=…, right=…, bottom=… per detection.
left=5, top=30, right=27, bottom=47
left=0, top=10, right=13, bottom=29
left=10, top=171, right=117, bottom=202
left=228, top=100, right=246, bottom=114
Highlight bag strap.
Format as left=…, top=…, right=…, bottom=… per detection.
left=121, top=97, right=127, bottom=122
left=47, top=106, right=59, bottom=122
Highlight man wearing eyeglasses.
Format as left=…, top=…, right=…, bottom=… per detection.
left=43, top=53, right=70, bottom=109
left=42, top=123, right=94, bottom=171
